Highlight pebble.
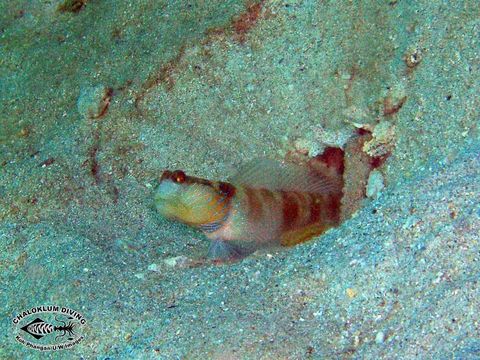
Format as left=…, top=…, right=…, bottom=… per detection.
left=366, top=170, right=385, bottom=199
left=147, top=263, right=159, bottom=272
left=163, top=255, right=190, bottom=268
left=346, top=288, right=358, bottom=298
left=375, top=331, right=385, bottom=344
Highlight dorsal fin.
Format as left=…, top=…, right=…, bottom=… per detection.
left=229, top=159, right=340, bottom=194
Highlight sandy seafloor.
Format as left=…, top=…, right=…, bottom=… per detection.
left=0, top=0, right=479, bottom=359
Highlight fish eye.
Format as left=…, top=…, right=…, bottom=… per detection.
left=172, top=170, right=186, bottom=183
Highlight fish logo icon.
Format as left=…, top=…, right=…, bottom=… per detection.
left=20, top=317, right=76, bottom=341
left=12, top=305, right=86, bottom=351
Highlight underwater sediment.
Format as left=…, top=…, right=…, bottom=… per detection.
left=1, top=0, right=479, bottom=358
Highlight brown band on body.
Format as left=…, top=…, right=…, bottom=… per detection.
left=213, top=182, right=236, bottom=220
left=308, top=193, right=322, bottom=225
left=325, top=193, right=342, bottom=224
left=281, top=190, right=300, bottom=232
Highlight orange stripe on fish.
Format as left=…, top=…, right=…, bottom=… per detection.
left=154, top=158, right=344, bottom=260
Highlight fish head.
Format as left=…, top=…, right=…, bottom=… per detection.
left=155, top=170, right=234, bottom=227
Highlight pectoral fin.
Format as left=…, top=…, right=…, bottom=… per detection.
left=207, top=240, right=248, bottom=260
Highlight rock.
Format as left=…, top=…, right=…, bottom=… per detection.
left=375, top=331, right=385, bottom=344
left=163, top=255, right=190, bottom=268
left=346, top=288, right=358, bottom=298
left=362, top=121, right=396, bottom=157
left=147, top=263, right=159, bottom=272
left=366, top=170, right=385, bottom=199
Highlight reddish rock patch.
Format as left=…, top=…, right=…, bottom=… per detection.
left=134, top=45, right=186, bottom=109
left=232, top=2, right=264, bottom=42
left=383, top=95, right=407, bottom=116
